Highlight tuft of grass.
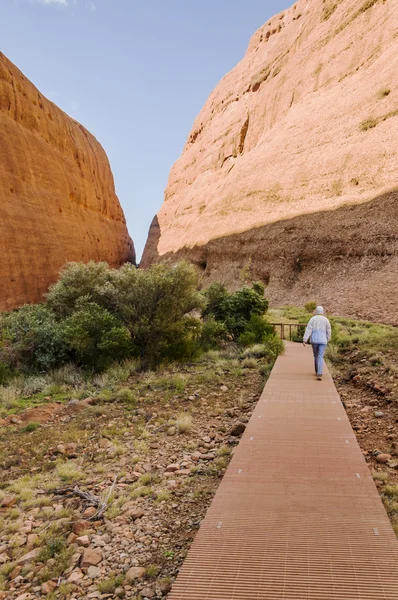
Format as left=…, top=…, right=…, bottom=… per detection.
left=156, top=490, right=171, bottom=503
left=384, top=485, right=398, bottom=498
left=176, top=413, right=193, bottom=434
left=138, top=472, right=156, bottom=486
left=372, top=471, right=389, bottom=482
left=97, top=574, right=125, bottom=593
left=21, top=422, right=41, bottom=433
left=55, top=461, right=85, bottom=483
left=145, top=564, right=160, bottom=578
left=129, top=485, right=152, bottom=499
left=115, top=387, right=136, bottom=404
left=133, top=439, right=149, bottom=454
left=216, top=445, right=231, bottom=457
left=242, top=358, right=257, bottom=369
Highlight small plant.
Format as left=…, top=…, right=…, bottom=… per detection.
left=145, top=564, right=160, bottom=578
left=373, top=471, right=389, bottom=482
left=304, top=301, right=317, bottom=313
left=55, top=461, right=84, bottom=483
left=22, top=422, right=41, bottom=433
left=176, top=413, right=192, bottom=434
left=242, top=358, right=257, bottom=369
left=38, top=537, right=65, bottom=561
left=138, top=472, right=155, bottom=486
left=216, top=445, right=231, bottom=457
left=156, top=490, right=171, bottom=502
left=115, top=387, right=136, bottom=404
left=384, top=485, right=398, bottom=498
left=129, top=485, right=152, bottom=499
left=97, top=574, right=125, bottom=594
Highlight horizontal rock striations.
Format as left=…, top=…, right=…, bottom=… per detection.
left=0, top=53, right=134, bottom=311
left=143, top=0, right=398, bottom=322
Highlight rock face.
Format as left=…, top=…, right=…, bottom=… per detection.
left=143, top=0, right=398, bottom=323
left=0, top=53, right=134, bottom=311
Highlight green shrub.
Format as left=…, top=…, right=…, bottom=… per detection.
left=0, top=362, right=13, bottom=385
left=115, top=388, right=136, bottom=404
left=242, top=357, right=257, bottom=369
left=292, top=325, right=306, bottom=342
left=203, top=281, right=269, bottom=341
left=0, top=305, right=68, bottom=371
left=105, top=261, right=203, bottom=369
left=62, top=301, right=131, bottom=370
left=46, top=261, right=113, bottom=318
left=238, top=314, right=275, bottom=346
left=22, top=422, right=41, bottom=433
left=304, top=301, right=317, bottom=313
left=199, top=318, right=228, bottom=351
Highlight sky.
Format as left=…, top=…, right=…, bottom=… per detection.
left=1, top=0, right=292, bottom=259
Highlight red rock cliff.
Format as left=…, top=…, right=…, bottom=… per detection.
left=142, top=0, right=398, bottom=323
left=0, top=53, right=134, bottom=311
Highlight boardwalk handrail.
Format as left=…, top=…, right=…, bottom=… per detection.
left=271, top=322, right=307, bottom=341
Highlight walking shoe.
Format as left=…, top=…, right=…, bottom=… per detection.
left=317, top=375, right=322, bottom=381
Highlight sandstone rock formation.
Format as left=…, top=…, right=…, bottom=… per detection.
left=143, top=0, right=398, bottom=323
left=0, top=53, right=134, bottom=311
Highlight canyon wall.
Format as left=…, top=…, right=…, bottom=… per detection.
left=143, top=0, right=398, bottom=323
left=0, top=53, right=134, bottom=311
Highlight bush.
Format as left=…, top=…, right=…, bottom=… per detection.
left=203, top=282, right=269, bottom=341
left=0, top=261, right=280, bottom=375
left=238, top=314, right=275, bottom=346
left=0, top=362, right=13, bottom=385
left=62, top=301, right=131, bottom=370
left=94, top=261, right=202, bottom=369
left=46, top=261, right=113, bottom=318
left=199, top=318, right=228, bottom=351
left=292, top=325, right=306, bottom=342
left=22, top=422, right=41, bottom=433
left=48, top=261, right=204, bottom=370
left=0, top=305, right=68, bottom=371
left=304, top=301, right=317, bottom=313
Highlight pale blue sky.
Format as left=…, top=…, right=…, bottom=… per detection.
left=1, top=0, right=291, bottom=258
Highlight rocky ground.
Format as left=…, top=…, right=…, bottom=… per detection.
left=0, top=352, right=266, bottom=600
left=1, top=342, right=397, bottom=600
left=333, top=353, right=398, bottom=534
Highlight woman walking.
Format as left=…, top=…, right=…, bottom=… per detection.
left=303, top=306, right=332, bottom=380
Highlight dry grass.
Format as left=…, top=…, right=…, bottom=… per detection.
left=176, top=413, right=193, bottom=434
left=242, top=358, right=257, bottom=369
left=55, top=461, right=85, bottom=483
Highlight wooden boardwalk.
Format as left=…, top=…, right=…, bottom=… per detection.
left=168, top=343, right=398, bottom=600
